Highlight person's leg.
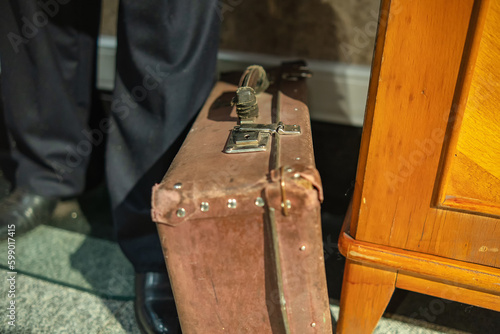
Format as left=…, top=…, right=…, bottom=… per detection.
left=0, top=0, right=102, bottom=196
left=108, top=0, right=219, bottom=332
left=0, top=0, right=102, bottom=236
left=109, top=0, right=220, bottom=273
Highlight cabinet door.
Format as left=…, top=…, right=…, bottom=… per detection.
left=436, top=0, right=500, bottom=218
left=351, top=0, right=500, bottom=267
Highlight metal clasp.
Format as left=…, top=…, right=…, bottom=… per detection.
left=224, top=122, right=301, bottom=154
left=223, top=65, right=302, bottom=154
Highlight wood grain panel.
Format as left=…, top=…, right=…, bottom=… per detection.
left=339, top=226, right=500, bottom=295
left=351, top=0, right=500, bottom=267
left=336, top=260, right=396, bottom=334
left=396, top=273, right=500, bottom=313
left=350, top=0, right=391, bottom=237
left=437, top=0, right=500, bottom=217
left=338, top=202, right=500, bottom=330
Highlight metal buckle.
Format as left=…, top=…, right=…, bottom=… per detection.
left=224, top=122, right=301, bottom=154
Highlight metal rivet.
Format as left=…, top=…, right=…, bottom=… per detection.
left=293, top=173, right=301, bottom=179
left=311, top=322, right=316, bottom=328
left=286, top=167, right=293, bottom=173
left=281, top=200, right=291, bottom=209
left=200, top=202, right=209, bottom=212
left=227, top=199, right=237, bottom=209
left=255, top=197, right=265, bottom=207
left=71, top=212, right=78, bottom=219
left=295, top=157, right=301, bottom=161
left=300, top=245, right=306, bottom=251
left=294, top=108, right=298, bottom=111
left=174, top=183, right=182, bottom=190
left=176, top=208, right=186, bottom=217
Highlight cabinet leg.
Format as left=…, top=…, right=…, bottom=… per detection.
left=336, top=260, right=397, bottom=334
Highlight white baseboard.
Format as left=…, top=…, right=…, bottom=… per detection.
left=97, top=36, right=370, bottom=127
left=97, top=36, right=117, bottom=92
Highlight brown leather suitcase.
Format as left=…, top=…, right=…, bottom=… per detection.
left=152, top=62, right=331, bottom=334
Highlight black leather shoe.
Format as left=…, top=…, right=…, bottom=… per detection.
left=135, top=272, right=181, bottom=334
left=0, top=188, right=58, bottom=240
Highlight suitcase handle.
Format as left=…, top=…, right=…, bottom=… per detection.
left=231, top=65, right=269, bottom=123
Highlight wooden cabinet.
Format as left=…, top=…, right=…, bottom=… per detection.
left=337, top=0, right=500, bottom=332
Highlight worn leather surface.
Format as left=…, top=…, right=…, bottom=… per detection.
left=152, top=74, right=331, bottom=333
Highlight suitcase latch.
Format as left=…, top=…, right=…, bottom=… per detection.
left=224, top=121, right=301, bottom=153
left=224, top=65, right=302, bottom=154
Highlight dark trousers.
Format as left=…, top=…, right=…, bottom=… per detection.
left=0, top=0, right=220, bottom=272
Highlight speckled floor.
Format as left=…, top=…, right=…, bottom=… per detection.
left=0, top=187, right=497, bottom=334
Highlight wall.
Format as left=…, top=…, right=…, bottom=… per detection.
left=100, top=0, right=379, bottom=65
left=99, top=0, right=381, bottom=126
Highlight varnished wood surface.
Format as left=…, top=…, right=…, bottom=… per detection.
left=350, top=0, right=500, bottom=268
left=350, top=0, right=391, bottom=237
left=338, top=206, right=500, bottom=331
left=437, top=0, right=500, bottom=217
left=339, top=0, right=500, bottom=331
left=396, top=273, right=500, bottom=313
left=339, top=211, right=500, bottom=296
left=336, top=260, right=396, bottom=334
